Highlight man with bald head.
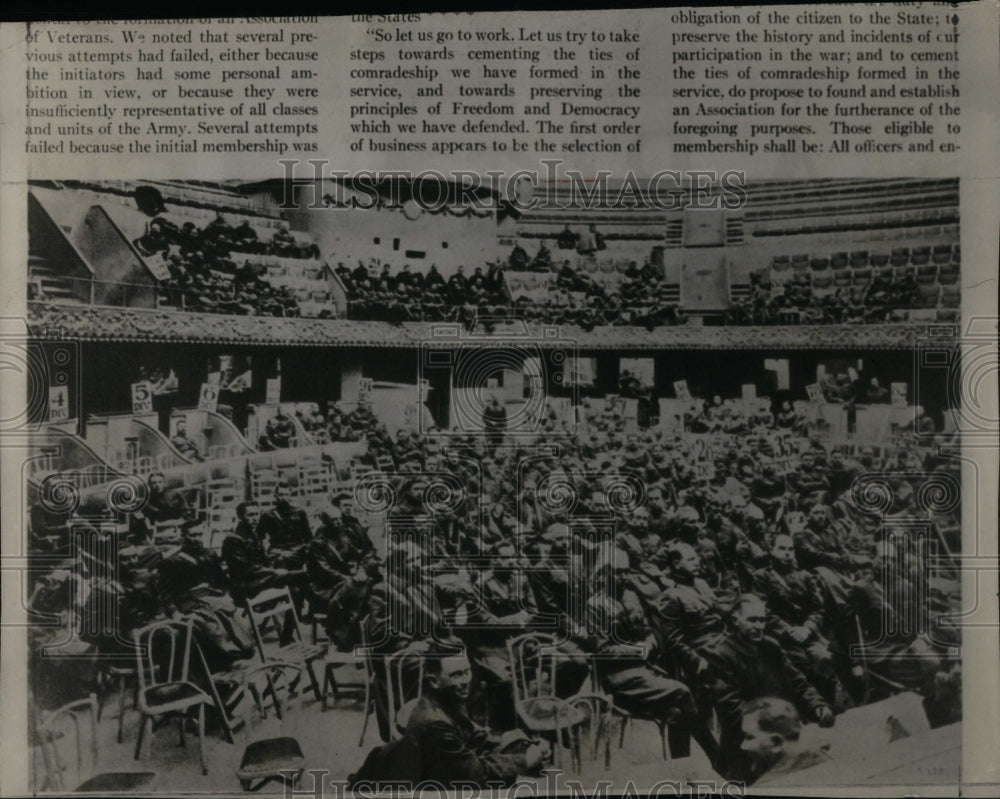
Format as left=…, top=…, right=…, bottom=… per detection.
left=704, top=594, right=833, bottom=779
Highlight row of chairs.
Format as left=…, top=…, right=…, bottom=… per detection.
left=772, top=244, right=960, bottom=272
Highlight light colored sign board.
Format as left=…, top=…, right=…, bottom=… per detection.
left=891, top=382, right=908, bottom=407
left=673, top=379, right=691, bottom=400
left=359, top=377, right=373, bottom=403
left=198, top=382, right=219, bottom=412
left=131, top=381, right=153, bottom=414
left=265, top=378, right=281, bottom=405
left=49, top=385, right=69, bottom=421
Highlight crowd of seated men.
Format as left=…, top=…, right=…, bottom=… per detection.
left=510, top=248, right=686, bottom=330
left=255, top=402, right=385, bottom=449
left=727, top=269, right=931, bottom=326
left=336, top=260, right=509, bottom=324
left=27, top=395, right=961, bottom=785
left=134, top=210, right=313, bottom=318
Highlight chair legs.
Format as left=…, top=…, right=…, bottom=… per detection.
left=322, top=663, right=338, bottom=712
left=134, top=715, right=152, bottom=761
left=133, top=706, right=209, bottom=776
left=358, top=681, right=373, bottom=746
left=117, top=673, right=129, bottom=744
left=198, top=704, right=207, bottom=776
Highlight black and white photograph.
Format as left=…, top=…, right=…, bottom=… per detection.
left=21, top=175, right=965, bottom=793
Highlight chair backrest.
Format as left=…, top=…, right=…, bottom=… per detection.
left=36, top=694, right=100, bottom=792
left=246, top=587, right=302, bottom=654
left=507, top=633, right=559, bottom=707
left=133, top=618, right=195, bottom=702
left=385, top=649, right=424, bottom=739
left=559, top=693, right=613, bottom=768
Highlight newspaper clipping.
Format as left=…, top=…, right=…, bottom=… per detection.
left=1, top=4, right=997, bottom=797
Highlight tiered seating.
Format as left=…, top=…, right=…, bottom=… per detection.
left=229, top=253, right=336, bottom=317
left=727, top=240, right=960, bottom=325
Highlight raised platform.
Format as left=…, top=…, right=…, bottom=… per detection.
left=27, top=302, right=957, bottom=350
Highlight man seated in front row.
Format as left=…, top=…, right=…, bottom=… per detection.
left=222, top=501, right=308, bottom=629
left=258, top=482, right=312, bottom=569
left=405, top=646, right=549, bottom=787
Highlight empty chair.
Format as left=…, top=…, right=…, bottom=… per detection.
left=852, top=268, right=872, bottom=286
left=245, top=587, right=326, bottom=702
left=849, top=250, right=870, bottom=268
left=938, top=261, right=960, bottom=278
left=830, top=252, right=849, bottom=270
left=874, top=266, right=894, bottom=281
left=893, top=265, right=914, bottom=281
left=235, top=661, right=308, bottom=792
left=917, top=283, right=941, bottom=306
left=911, top=249, right=931, bottom=266
left=833, top=272, right=852, bottom=288
left=940, top=286, right=960, bottom=307
left=36, top=693, right=157, bottom=793
left=916, top=264, right=939, bottom=281
left=937, top=271, right=959, bottom=285
left=936, top=308, right=960, bottom=322
left=810, top=257, right=830, bottom=272
left=890, top=247, right=911, bottom=266
left=933, top=244, right=953, bottom=264
left=869, top=252, right=890, bottom=267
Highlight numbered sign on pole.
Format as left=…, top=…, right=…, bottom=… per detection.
left=49, top=385, right=69, bottom=421
left=131, top=381, right=153, bottom=414
left=673, top=379, right=691, bottom=400
left=891, top=382, right=908, bottom=407
left=805, top=383, right=824, bottom=403
left=198, top=382, right=219, bottom=412
left=265, top=378, right=281, bottom=405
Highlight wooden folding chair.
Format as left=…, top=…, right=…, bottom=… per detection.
left=235, top=662, right=307, bottom=792
left=245, top=587, right=326, bottom=703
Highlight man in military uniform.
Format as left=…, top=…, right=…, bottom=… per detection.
left=130, top=472, right=199, bottom=544
left=753, top=533, right=838, bottom=702
left=794, top=503, right=871, bottom=609
left=258, top=482, right=312, bottom=569
left=650, top=543, right=726, bottom=688
left=704, top=594, right=834, bottom=780
left=584, top=550, right=720, bottom=764
left=482, top=397, right=507, bottom=457
left=264, top=407, right=296, bottom=449
left=307, top=506, right=373, bottom=650
left=333, top=493, right=377, bottom=561
left=170, top=418, right=204, bottom=461
left=366, top=542, right=453, bottom=741
left=402, top=648, right=549, bottom=787
left=222, top=501, right=308, bottom=626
